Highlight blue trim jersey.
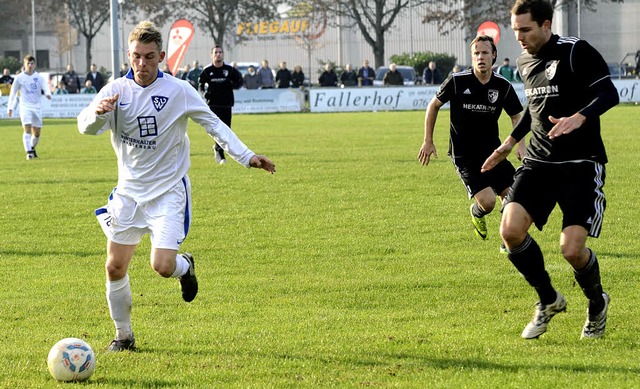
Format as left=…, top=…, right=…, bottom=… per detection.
left=513, top=35, right=618, bottom=164
left=435, top=70, right=523, bottom=160
left=77, top=70, right=255, bottom=204
left=8, top=70, right=51, bottom=111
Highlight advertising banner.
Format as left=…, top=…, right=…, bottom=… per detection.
left=166, top=19, right=195, bottom=75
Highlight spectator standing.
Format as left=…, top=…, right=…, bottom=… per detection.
left=243, top=66, right=261, bottom=90
left=340, top=63, right=358, bottom=87
left=0, top=68, right=13, bottom=96
left=423, top=61, right=443, bottom=85
left=383, top=63, right=404, bottom=86
left=186, top=60, right=202, bottom=89
left=119, top=63, right=129, bottom=77
left=257, top=60, right=275, bottom=88
left=291, top=65, right=305, bottom=88
left=180, top=63, right=191, bottom=81
left=81, top=80, right=97, bottom=93
left=497, top=58, right=516, bottom=82
left=85, top=63, right=105, bottom=92
left=276, top=61, right=292, bottom=88
left=318, top=63, right=338, bottom=87
left=357, top=59, right=375, bottom=86
left=63, top=64, right=81, bottom=93
left=162, top=64, right=173, bottom=76
left=7, top=55, right=52, bottom=160
left=199, top=45, right=244, bottom=164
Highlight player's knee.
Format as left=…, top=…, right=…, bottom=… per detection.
left=477, top=199, right=496, bottom=214
left=150, top=257, right=174, bottom=278
left=560, top=243, right=586, bottom=267
left=105, top=260, right=127, bottom=279
left=500, top=222, right=525, bottom=247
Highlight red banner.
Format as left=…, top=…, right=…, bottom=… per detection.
left=166, top=19, right=194, bottom=75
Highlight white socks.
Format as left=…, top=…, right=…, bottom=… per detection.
left=22, top=133, right=31, bottom=152
left=171, top=254, right=190, bottom=278
left=31, top=135, right=40, bottom=150
left=106, top=274, right=133, bottom=340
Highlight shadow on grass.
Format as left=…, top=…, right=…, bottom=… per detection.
left=137, top=345, right=640, bottom=376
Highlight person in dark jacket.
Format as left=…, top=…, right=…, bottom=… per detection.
left=291, top=65, right=305, bottom=88
left=383, top=63, right=404, bottom=86
left=423, top=61, right=443, bottom=85
left=318, top=63, right=338, bottom=87
left=199, top=45, right=243, bottom=164
left=85, top=63, right=105, bottom=92
left=276, top=61, right=292, bottom=88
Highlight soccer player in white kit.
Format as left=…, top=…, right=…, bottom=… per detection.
left=77, top=21, right=276, bottom=351
left=7, top=55, right=52, bottom=160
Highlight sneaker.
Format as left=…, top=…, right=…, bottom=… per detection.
left=521, top=291, right=567, bottom=339
left=179, top=253, right=198, bottom=302
left=470, top=203, right=488, bottom=240
left=107, top=335, right=136, bottom=352
left=26, top=151, right=35, bottom=160
left=213, top=147, right=226, bottom=165
left=581, top=292, right=610, bottom=339
left=32, top=148, right=38, bottom=158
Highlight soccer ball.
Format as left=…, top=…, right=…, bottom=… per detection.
left=47, top=338, right=96, bottom=382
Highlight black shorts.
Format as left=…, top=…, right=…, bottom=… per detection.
left=452, top=157, right=516, bottom=199
left=505, top=159, right=606, bottom=237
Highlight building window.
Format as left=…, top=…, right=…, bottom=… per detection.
left=36, top=50, right=49, bottom=70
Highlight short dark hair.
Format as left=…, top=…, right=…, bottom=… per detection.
left=470, top=35, right=497, bottom=65
left=23, top=55, right=35, bottom=64
left=511, top=0, right=554, bottom=26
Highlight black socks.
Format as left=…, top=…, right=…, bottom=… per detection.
left=507, top=235, right=557, bottom=305
left=574, top=248, right=605, bottom=314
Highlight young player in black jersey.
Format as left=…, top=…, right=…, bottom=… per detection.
left=418, top=35, right=524, bottom=248
left=482, top=0, right=619, bottom=339
left=199, top=46, right=244, bottom=164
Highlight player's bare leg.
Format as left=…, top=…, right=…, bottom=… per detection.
left=106, top=241, right=136, bottom=351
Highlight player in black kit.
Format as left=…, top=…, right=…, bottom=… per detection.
left=482, top=0, right=619, bottom=339
left=199, top=46, right=243, bottom=164
left=418, top=35, right=524, bottom=248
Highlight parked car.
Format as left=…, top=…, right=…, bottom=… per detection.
left=373, top=66, right=416, bottom=86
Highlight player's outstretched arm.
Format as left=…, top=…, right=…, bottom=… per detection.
left=481, top=136, right=517, bottom=172
left=249, top=155, right=276, bottom=174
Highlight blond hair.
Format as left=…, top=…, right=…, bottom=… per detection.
left=129, top=21, right=163, bottom=51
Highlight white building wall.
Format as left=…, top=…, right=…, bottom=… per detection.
left=25, top=1, right=638, bottom=77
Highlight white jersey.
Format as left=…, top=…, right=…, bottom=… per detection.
left=7, top=70, right=51, bottom=112
left=77, top=70, right=255, bottom=204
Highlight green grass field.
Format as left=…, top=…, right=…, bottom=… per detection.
left=1, top=106, right=639, bottom=388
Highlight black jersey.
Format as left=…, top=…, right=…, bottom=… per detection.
left=436, top=69, right=523, bottom=160
left=514, top=35, right=618, bottom=164
left=199, top=63, right=243, bottom=108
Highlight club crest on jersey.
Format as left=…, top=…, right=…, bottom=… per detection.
left=223, top=69, right=228, bottom=77
left=488, top=89, right=499, bottom=103
left=545, top=61, right=559, bottom=80
left=151, top=96, right=169, bottom=112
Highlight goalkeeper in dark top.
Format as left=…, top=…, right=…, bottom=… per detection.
left=418, top=35, right=524, bottom=250
left=482, top=0, right=619, bottom=339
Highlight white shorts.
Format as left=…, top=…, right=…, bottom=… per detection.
left=95, top=176, right=192, bottom=250
left=19, top=107, right=43, bottom=128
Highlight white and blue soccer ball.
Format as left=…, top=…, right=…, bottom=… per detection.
left=47, top=338, right=96, bottom=382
